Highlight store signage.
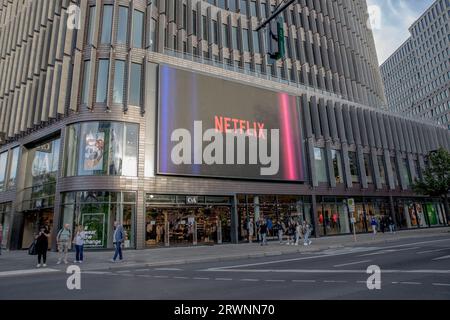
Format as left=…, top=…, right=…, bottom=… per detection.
left=82, top=213, right=105, bottom=248
left=186, top=196, right=198, bottom=205
left=347, top=198, right=355, bottom=213
left=157, top=65, right=305, bottom=182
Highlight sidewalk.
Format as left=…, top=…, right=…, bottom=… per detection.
left=0, top=227, right=449, bottom=272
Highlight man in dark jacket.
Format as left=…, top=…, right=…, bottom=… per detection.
left=112, top=221, right=125, bottom=262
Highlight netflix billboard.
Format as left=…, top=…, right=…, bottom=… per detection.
left=157, top=65, right=305, bottom=182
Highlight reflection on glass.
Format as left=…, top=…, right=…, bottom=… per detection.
left=113, top=60, right=125, bottom=103
left=96, top=59, right=109, bottom=103
left=7, top=147, right=20, bottom=188
left=364, top=154, right=373, bottom=184
left=81, top=60, right=91, bottom=104
left=314, top=147, right=328, bottom=183
left=0, top=152, right=8, bottom=191
left=349, top=151, right=359, bottom=183
left=377, top=155, right=386, bottom=185
left=116, top=6, right=129, bottom=44
left=87, top=6, right=96, bottom=45
left=100, top=5, right=113, bottom=44
left=129, top=63, right=142, bottom=106
left=331, top=149, right=343, bottom=184
left=132, top=10, right=144, bottom=48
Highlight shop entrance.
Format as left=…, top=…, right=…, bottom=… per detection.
left=21, top=209, right=54, bottom=249
left=145, top=206, right=231, bottom=247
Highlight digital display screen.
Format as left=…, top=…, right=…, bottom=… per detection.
left=157, top=65, right=305, bottom=182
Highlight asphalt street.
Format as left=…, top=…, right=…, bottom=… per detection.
left=1, top=235, right=449, bottom=300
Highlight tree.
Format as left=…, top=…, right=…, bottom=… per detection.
left=412, top=148, right=450, bottom=222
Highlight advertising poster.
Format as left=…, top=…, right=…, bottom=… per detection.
left=84, top=131, right=105, bottom=171
left=82, top=213, right=106, bottom=248
left=426, top=204, right=438, bottom=225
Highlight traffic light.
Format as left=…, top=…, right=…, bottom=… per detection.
left=267, top=18, right=285, bottom=60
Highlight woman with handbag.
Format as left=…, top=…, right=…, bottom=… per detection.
left=35, top=227, right=49, bottom=268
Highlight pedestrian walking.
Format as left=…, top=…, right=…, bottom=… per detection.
left=370, top=217, right=377, bottom=235
left=73, top=225, right=86, bottom=263
left=259, top=221, right=268, bottom=246
left=0, top=224, right=3, bottom=255
left=302, top=221, right=312, bottom=246
left=287, top=221, right=296, bottom=245
left=56, top=224, right=72, bottom=265
left=276, top=221, right=284, bottom=244
left=247, top=219, right=254, bottom=243
left=35, top=227, right=49, bottom=268
left=112, top=221, right=124, bottom=262
left=295, top=222, right=302, bottom=245
left=380, top=217, right=385, bottom=233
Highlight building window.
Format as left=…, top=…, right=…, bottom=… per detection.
left=314, top=147, right=328, bottom=183
left=252, top=30, right=260, bottom=53
left=61, top=191, right=136, bottom=249
left=129, top=63, right=142, bottom=106
left=64, top=122, right=139, bottom=177
left=0, top=152, right=7, bottom=192
left=377, top=155, right=386, bottom=185
left=213, top=20, right=219, bottom=44
left=193, top=11, right=197, bottom=36
left=250, top=1, right=257, bottom=16
left=96, top=59, right=110, bottom=103
left=113, top=60, right=126, bottom=104
left=349, top=151, right=359, bottom=183
left=202, top=16, right=208, bottom=41
left=150, top=19, right=157, bottom=49
left=100, top=5, right=113, bottom=44
left=132, top=10, right=144, bottom=48
left=222, top=24, right=229, bottom=47
left=401, top=158, right=412, bottom=187
left=240, top=0, right=247, bottom=15
left=243, top=29, right=250, bottom=51
left=232, top=26, right=239, bottom=50
left=331, top=149, right=343, bottom=184
left=87, top=6, right=96, bottom=45
left=81, top=60, right=91, bottom=104
left=7, top=147, right=20, bottom=189
left=363, top=154, right=373, bottom=184
left=116, top=6, right=129, bottom=44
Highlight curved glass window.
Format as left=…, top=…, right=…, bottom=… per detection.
left=62, top=191, right=136, bottom=249
left=113, top=60, right=125, bottom=104
left=116, top=6, right=129, bottom=44
left=100, top=5, right=113, bottom=44
left=64, top=122, right=138, bottom=177
left=132, top=10, right=144, bottom=48
left=96, top=59, right=109, bottom=103
left=0, top=152, right=7, bottom=192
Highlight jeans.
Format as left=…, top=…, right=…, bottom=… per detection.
left=389, top=224, right=395, bottom=233
left=113, top=242, right=123, bottom=261
left=303, top=231, right=310, bottom=245
left=38, top=250, right=47, bottom=264
left=75, top=245, right=84, bottom=262
left=57, top=241, right=69, bottom=262
left=278, top=230, right=283, bottom=243
left=260, top=233, right=267, bottom=245
left=295, top=232, right=300, bottom=244
left=372, top=225, right=377, bottom=235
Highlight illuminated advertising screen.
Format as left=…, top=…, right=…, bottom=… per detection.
left=157, top=65, right=305, bottom=182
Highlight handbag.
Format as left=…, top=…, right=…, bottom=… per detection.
left=28, top=240, right=37, bottom=255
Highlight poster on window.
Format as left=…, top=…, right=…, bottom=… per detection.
left=82, top=213, right=106, bottom=248
left=84, top=131, right=105, bottom=171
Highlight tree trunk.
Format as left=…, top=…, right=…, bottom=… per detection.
left=443, top=194, right=450, bottom=226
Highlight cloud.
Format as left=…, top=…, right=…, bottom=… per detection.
left=366, top=0, right=435, bottom=64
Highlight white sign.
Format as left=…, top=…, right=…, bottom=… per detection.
left=347, top=198, right=355, bottom=213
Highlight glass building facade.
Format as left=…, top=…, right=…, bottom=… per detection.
left=0, top=0, right=448, bottom=251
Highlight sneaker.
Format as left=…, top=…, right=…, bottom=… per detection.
left=110, top=259, right=116, bottom=262
left=303, top=243, right=307, bottom=246
left=308, top=240, right=312, bottom=245
left=36, top=264, right=41, bottom=268
left=42, top=264, right=47, bottom=267
left=74, top=260, right=78, bottom=263
left=56, top=260, right=61, bottom=265
left=79, top=261, right=83, bottom=264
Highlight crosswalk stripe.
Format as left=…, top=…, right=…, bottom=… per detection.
left=0, top=268, right=59, bottom=277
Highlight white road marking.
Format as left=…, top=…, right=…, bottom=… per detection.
left=265, top=279, right=285, bottom=282
left=83, top=271, right=113, bottom=275
left=400, top=282, right=421, bottom=285
left=432, top=255, right=450, bottom=261
left=432, top=283, right=450, bottom=287
left=203, top=238, right=450, bottom=271
left=0, top=268, right=59, bottom=277
left=417, top=248, right=449, bottom=255
left=292, top=280, right=316, bottom=283
left=116, top=270, right=131, bottom=273
left=136, top=275, right=151, bottom=278
left=203, top=269, right=450, bottom=274
left=215, top=278, right=233, bottom=281
left=135, top=269, right=150, bottom=272
left=173, top=276, right=189, bottom=279
left=240, top=279, right=259, bottom=282
left=193, top=277, right=210, bottom=280
left=324, top=280, right=347, bottom=283
left=154, top=268, right=183, bottom=271
left=333, top=260, right=372, bottom=267
left=153, top=275, right=169, bottom=278
left=358, top=247, right=421, bottom=257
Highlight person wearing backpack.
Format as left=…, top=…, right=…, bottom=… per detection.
left=56, top=224, right=72, bottom=265
left=35, top=227, right=49, bottom=267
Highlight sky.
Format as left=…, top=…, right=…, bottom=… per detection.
left=366, top=0, right=435, bottom=65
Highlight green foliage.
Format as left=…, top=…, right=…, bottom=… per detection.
left=412, top=148, right=450, bottom=198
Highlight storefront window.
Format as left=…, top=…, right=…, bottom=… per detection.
left=331, top=149, right=343, bottom=184
left=348, top=151, right=359, bottom=183
left=377, top=155, right=386, bottom=185
left=0, top=152, right=7, bottom=192
left=314, top=147, right=328, bottom=183
left=64, top=122, right=138, bottom=177
left=317, top=197, right=351, bottom=236
left=363, top=154, right=373, bottom=184
left=7, top=147, right=20, bottom=189
left=145, top=194, right=232, bottom=247
left=0, top=202, right=12, bottom=249
left=62, top=191, right=136, bottom=249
